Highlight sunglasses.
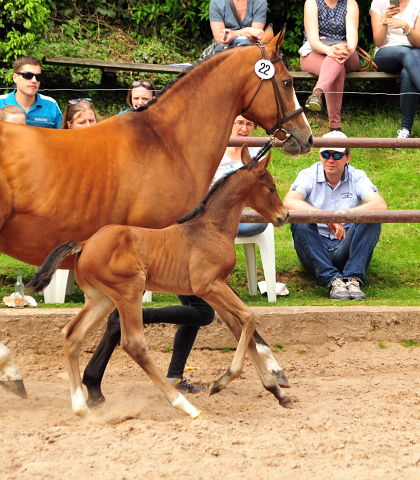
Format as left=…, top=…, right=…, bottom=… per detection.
left=131, top=81, right=153, bottom=89
left=321, top=151, right=345, bottom=160
left=16, top=71, right=42, bottom=82
left=68, top=98, right=92, bottom=105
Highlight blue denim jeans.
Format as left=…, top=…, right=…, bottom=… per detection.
left=290, top=223, right=382, bottom=289
left=375, top=46, right=420, bottom=132
left=237, top=223, right=268, bottom=237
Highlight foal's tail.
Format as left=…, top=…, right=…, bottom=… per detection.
left=26, top=241, right=83, bottom=293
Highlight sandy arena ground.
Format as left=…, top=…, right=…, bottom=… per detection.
left=1, top=338, right=420, bottom=480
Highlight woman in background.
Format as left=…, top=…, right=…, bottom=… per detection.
left=62, top=98, right=98, bottom=129
left=120, top=79, right=156, bottom=113
left=300, top=0, right=359, bottom=132
left=371, top=0, right=420, bottom=138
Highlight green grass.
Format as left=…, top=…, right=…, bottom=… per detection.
left=1, top=108, right=419, bottom=309
left=401, top=340, right=419, bottom=348
left=219, top=347, right=236, bottom=353
left=378, top=340, right=388, bottom=349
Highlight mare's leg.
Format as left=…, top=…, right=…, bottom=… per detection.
left=83, top=308, right=121, bottom=407
left=62, top=293, right=115, bottom=418
left=116, top=299, right=202, bottom=419
left=0, top=342, right=27, bottom=398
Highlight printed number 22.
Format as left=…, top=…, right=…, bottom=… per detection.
left=258, top=62, right=270, bottom=76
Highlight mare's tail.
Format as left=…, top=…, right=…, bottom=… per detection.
left=26, top=241, right=82, bottom=293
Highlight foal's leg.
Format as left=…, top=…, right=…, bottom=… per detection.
left=208, top=308, right=294, bottom=409
left=199, top=283, right=257, bottom=394
left=253, top=331, right=290, bottom=388
left=0, top=342, right=27, bottom=399
left=83, top=308, right=121, bottom=407
left=116, top=299, right=202, bottom=419
left=62, top=293, right=115, bottom=418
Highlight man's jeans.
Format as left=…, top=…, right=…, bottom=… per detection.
left=291, top=223, right=382, bottom=289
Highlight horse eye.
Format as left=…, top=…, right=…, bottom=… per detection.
left=283, top=79, right=292, bottom=88
left=269, top=187, right=277, bottom=193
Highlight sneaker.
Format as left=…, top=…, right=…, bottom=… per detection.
left=397, top=128, right=411, bottom=139
left=346, top=278, right=366, bottom=300
left=170, top=377, right=207, bottom=394
left=305, top=92, right=323, bottom=112
left=329, top=277, right=350, bottom=300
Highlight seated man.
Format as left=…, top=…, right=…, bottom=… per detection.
left=0, top=55, right=62, bottom=129
left=283, top=131, right=387, bottom=300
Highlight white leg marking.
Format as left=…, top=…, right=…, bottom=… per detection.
left=171, top=392, right=201, bottom=419
left=256, top=342, right=284, bottom=374
left=71, top=386, right=90, bottom=417
left=0, top=342, right=23, bottom=381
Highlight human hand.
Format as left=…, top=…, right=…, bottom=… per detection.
left=329, top=43, right=353, bottom=64
left=327, top=223, right=346, bottom=240
left=383, top=5, right=400, bottom=21
left=222, top=29, right=236, bottom=44
left=245, top=27, right=265, bottom=41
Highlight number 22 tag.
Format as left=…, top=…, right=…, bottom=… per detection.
left=254, top=59, right=275, bottom=79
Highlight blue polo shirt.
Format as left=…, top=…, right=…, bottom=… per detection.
left=290, top=162, right=378, bottom=238
left=0, top=90, right=63, bottom=129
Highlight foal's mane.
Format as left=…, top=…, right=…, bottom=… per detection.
left=176, top=158, right=258, bottom=224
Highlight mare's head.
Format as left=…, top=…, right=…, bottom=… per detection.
left=241, top=146, right=289, bottom=227
left=240, top=26, right=312, bottom=156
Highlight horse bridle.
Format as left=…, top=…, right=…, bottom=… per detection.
left=242, top=41, right=303, bottom=140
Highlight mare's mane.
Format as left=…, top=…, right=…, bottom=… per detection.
left=176, top=158, right=258, bottom=224
left=132, top=44, right=257, bottom=114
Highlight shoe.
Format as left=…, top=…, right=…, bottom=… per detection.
left=397, top=128, right=411, bottom=139
left=305, top=92, right=323, bottom=112
left=346, top=278, right=366, bottom=300
left=170, top=377, right=207, bottom=394
left=329, top=277, right=350, bottom=300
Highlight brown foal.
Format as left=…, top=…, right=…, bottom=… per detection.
left=27, top=147, right=293, bottom=418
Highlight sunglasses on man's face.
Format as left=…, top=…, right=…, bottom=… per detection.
left=321, top=151, right=345, bottom=160
left=68, top=98, right=92, bottom=105
left=16, top=71, right=42, bottom=82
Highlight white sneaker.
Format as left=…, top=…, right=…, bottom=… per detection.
left=397, top=128, right=411, bottom=139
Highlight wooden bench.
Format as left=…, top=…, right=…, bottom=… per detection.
left=43, top=56, right=400, bottom=90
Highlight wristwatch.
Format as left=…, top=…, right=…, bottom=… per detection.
left=404, top=27, right=411, bottom=35
left=381, top=19, right=387, bottom=26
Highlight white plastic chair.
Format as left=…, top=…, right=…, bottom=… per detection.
left=234, top=223, right=276, bottom=303
left=41, top=269, right=153, bottom=304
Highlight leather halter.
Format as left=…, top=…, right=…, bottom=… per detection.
left=242, top=41, right=304, bottom=139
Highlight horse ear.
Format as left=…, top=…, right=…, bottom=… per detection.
left=240, top=145, right=253, bottom=166
left=266, top=24, right=286, bottom=58
left=259, top=151, right=272, bottom=171
left=262, top=23, right=274, bottom=43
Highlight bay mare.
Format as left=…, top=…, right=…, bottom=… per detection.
left=27, top=148, right=293, bottom=418
left=0, top=27, right=312, bottom=398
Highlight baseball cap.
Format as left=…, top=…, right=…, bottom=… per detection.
left=319, top=130, right=347, bottom=153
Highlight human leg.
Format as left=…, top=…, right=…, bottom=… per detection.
left=83, top=296, right=214, bottom=403
left=375, top=46, right=420, bottom=133
left=237, top=222, right=268, bottom=237
left=290, top=223, right=342, bottom=288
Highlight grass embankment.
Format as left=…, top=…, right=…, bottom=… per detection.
left=0, top=107, right=419, bottom=308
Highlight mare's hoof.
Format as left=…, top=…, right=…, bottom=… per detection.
left=0, top=379, right=27, bottom=398
left=194, top=412, right=207, bottom=420
left=279, top=395, right=294, bottom=409
left=86, top=393, right=106, bottom=409
left=271, top=369, right=291, bottom=388
left=208, top=382, right=222, bottom=396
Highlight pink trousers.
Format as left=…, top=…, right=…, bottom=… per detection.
left=300, top=51, right=359, bottom=129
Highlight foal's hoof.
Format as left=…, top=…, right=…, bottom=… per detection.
left=208, top=382, right=222, bottom=396
left=271, top=369, right=291, bottom=388
left=0, top=379, right=27, bottom=399
left=86, top=393, right=106, bottom=409
left=279, top=394, right=294, bottom=409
